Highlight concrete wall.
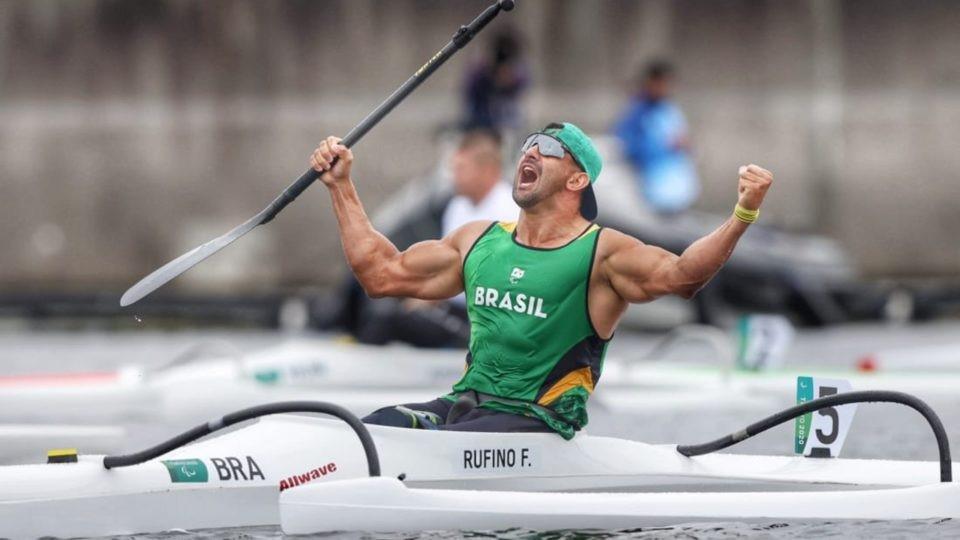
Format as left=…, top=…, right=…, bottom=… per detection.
left=1, top=0, right=958, bottom=296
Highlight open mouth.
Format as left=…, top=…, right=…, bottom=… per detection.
left=517, top=161, right=540, bottom=189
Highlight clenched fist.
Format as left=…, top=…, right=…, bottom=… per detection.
left=737, top=164, right=773, bottom=211
left=310, top=136, right=354, bottom=186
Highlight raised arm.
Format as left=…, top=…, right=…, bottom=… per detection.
left=601, top=164, right=773, bottom=302
left=312, top=136, right=485, bottom=300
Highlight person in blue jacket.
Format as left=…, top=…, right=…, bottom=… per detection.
left=615, top=60, right=700, bottom=214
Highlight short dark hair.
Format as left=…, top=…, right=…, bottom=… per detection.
left=458, top=127, right=502, bottom=166
left=643, top=59, right=674, bottom=81
left=458, top=127, right=502, bottom=151
left=491, top=30, right=521, bottom=65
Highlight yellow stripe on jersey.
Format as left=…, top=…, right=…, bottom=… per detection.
left=537, top=366, right=595, bottom=406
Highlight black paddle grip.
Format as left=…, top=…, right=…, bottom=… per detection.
left=260, top=166, right=325, bottom=224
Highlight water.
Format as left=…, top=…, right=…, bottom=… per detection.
left=2, top=324, right=960, bottom=539
left=130, top=520, right=960, bottom=539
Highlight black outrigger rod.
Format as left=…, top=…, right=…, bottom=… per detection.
left=103, top=401, right=381, bottom=478
left=120, top=0, right=517, bottom=307
left=677, top=390, right=953, bottom=483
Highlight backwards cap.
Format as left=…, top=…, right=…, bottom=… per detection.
left=543, top=122, right=602, bottom=220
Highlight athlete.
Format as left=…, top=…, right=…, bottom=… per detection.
left=310, top=122, right=772, bottom=439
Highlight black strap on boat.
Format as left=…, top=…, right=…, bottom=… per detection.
left=102, top=401, right=380, bottom=477
left=676, top=390, right=952, bottom=483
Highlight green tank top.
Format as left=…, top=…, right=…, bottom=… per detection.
left=450, top=221, right=609, bottom=439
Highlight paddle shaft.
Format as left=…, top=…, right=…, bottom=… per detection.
left=119, top=1, right=514, bottom=306
left=260, top=0, right=513, bottom=224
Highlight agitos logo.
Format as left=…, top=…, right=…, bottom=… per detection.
left=162, top=458, right=208, bottom=483
left=278, top=462, right=338, bottom=492
left=162, top=456, right=265, bottom=484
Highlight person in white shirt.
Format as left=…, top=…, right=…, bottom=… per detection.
left=442, top=129, right=519, bottom=236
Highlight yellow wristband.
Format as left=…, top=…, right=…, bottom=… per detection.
left=734, top=204, right=760, bottom=224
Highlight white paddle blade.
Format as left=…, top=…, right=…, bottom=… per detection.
left=120, top=213, right=265, bottom=307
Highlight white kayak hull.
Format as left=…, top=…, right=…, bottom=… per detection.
left=0, top=339, right=460, bottom=422
left=620, top=362, right=960, bottom=402
left=0, top=415, right=955, bottom=538
left=6, top=336, right=960, bottom=426
left=281, top=476, right=960, bottom=534
left=0, top=337, right=784, bottom=456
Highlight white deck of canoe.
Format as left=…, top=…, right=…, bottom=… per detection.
left=0, top=415, right=956, bottom=537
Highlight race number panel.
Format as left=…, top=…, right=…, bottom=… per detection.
left=794, top=376, right=857, bottom=458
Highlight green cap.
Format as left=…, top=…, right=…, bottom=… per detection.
left=543, top=122, right=603, bottom=220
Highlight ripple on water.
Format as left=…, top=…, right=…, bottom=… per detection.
left=123, top=519, right=958, bottom=540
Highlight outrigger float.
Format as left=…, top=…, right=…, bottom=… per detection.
left=0, top=390, right=955, bottom=538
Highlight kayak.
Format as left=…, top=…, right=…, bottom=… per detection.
left=6, top=329, right=960, bottom=429
left=0, top=339, right=458, bottom=427
left=0, top=336, right=779, bottom=431
left=0, top=395, right=955, bottom=538
left=618, top=361, right=960, bottom=404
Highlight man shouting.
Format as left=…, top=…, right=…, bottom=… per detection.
left=310, top=122, right=772, bottom=439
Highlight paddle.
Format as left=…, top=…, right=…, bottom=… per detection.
left=120, top=0, right=516, bottom=307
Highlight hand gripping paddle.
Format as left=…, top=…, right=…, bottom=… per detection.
left=121, top=0, right=516, bottom=307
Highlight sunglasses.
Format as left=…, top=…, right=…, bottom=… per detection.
left=520, top=133, right=586, bottom=173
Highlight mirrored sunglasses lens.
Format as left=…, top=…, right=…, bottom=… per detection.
left=536, top=136, right=564, bottom=158
left=521, top=134, right=565, bottom=159
left=521, top=134, right=538, bottom=152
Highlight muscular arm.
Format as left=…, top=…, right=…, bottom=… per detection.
left=602, top=219, right=748, bottom=302
left=328, top=181, right=483, bottom=299
left=601, top=164, right=773, bottom=303
left=313, top=135, right=483, bottom=300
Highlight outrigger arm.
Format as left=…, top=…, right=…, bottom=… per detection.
left=103, top=401, right=381, bottom=478
left=677, top=390, right=952, bottom=482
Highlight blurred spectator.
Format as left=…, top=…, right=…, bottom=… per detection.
left=614, top=60, right=700, bottom=214
left=442, top=128, right=517, bottom=236
left=461, top=30, right=529, bottom=134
